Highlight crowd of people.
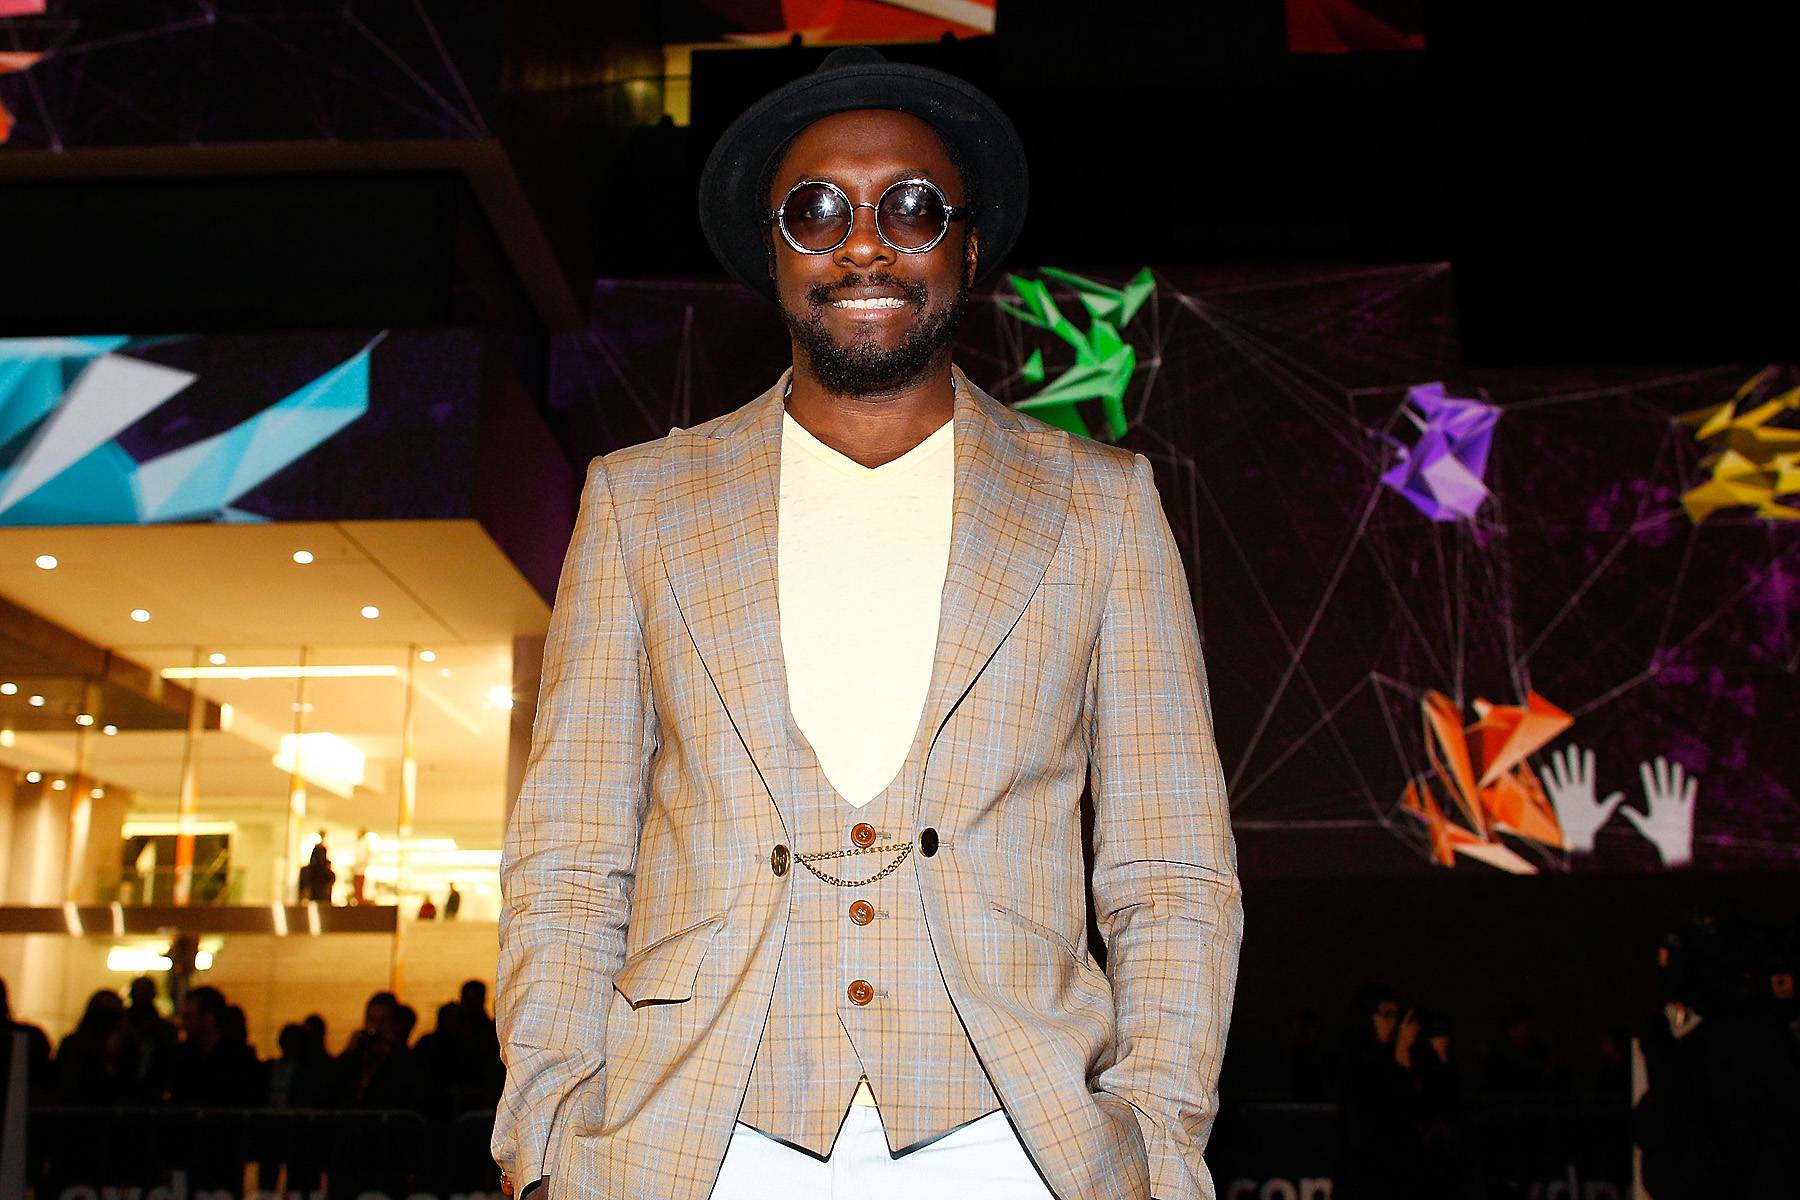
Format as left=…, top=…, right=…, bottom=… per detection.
left=1267, top=913, right=1800, bottom=1199
left=1, top=974, right=503, bottom=1119
left=5, top=913, right=1798, bottom=1196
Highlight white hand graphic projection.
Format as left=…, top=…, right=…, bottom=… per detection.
left=1542, top=744, right=1626, bottom=854
left=1623, top=756, right=1698, bottom=868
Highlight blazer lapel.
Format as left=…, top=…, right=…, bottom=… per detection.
left=916, top=367, right=1072, bottom=767
left=656, top=374, right=793, bottom=823
left=656, top=366, right=1072, bottom=828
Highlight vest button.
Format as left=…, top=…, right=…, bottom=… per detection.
left=848, top=900, right=875, bottom=926
left=918, top=827, right=939, bottom=857
left=847, top=979, right=874, bottom=1006
left=850, top=821, right=878, bottom=849
left=770, top=844, right=790, bottom=876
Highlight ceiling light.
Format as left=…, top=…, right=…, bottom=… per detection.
left=102, top=724, right=118, bottom=736
left=123, top=819, right=237, bottom=838
left=50, top=778, right=66, bottom=791
left=438, top=667, right=452, bottom=678
left=75, top=713, right=94, bottom=726
left=0, top=730, right=11, bottom=748
left=485, top=685, right=516, bottom=710
left=130, top=609, right=150, bottom=623
left=208, top=652, right=227, bottom=665
left=106, top=946, right=173, bottom=973
left=25, top=770, right=41, bottom=783
left=273, top=732, right=366, bottom=799
left=292, top=550, right=314, bottom=564
left=418, top=650, right=436, bottom=662
left=91, top=787, right=105, bottom=799
left=28, top=695, right=44, bottom=707
left=0, top=683, right=14, bottom=695
left=360, top=605, right=380, bottom=619
left=35, top=554, right=57, bottom=570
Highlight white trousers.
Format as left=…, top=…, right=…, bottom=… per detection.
left=710, top=1105, right=1059, bottom=1200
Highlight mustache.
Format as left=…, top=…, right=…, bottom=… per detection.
left=805, top=272, right=930, bottom=307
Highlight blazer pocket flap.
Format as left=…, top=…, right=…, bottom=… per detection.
left=612, top=913, right=725, bottom=1008
left=989, top=902, right=1084, bottom=962
left=989, top=902, right=1110, bottom=990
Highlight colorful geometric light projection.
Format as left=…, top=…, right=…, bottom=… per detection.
left=705, top=0, right=995, bottom=44
left=1000, top=267, right=1155, bottom=441
left=1401, top=689, right=1573, bottom=874
left=0, top=50, right=44, bottom=145
left=1378, top=381, right=1500, bottom=522
left=1676, top=367, right=1800, bottom=523
left=0, top=336, right=374, bottom=525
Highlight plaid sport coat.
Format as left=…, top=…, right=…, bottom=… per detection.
left=494, top=365, right=1244, bottom=1200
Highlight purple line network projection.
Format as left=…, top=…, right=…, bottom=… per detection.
left=0, top=1, right=496, bottom=149
left=553, top=263, right=1797, bottom=875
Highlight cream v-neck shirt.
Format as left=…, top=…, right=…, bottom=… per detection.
left=777, top=408, right=955, bottom=810
left=778, top=406, right=955, bottom=1111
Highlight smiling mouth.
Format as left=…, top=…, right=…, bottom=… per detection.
left=830, top=296, right=907, bottom=310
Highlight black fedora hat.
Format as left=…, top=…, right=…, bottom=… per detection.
left=698, top=45, right=1027, bottom=303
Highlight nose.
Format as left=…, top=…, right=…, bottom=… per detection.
left=835, top=202, right=892, bottom=269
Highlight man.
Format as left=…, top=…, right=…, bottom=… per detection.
left=125, top=975, right=177, bottom=1101
left=338, top=990, right=420, bottom=1109
left=0, top=975, right=54, bottom=1104
left=301, top=830, right=335, bottom=904
left=352, top=826, right=373, bottom=904
left=169, top=985, right=259, bottom=1106
left=494, top=47, right=1242, bottom=1200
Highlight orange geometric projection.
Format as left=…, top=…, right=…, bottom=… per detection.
left=0, top=52, right=44, bottom=146
left=1402, top=689, right=1573, bottom=874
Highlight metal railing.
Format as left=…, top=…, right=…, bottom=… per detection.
left=16, top=1100, right=1633, bottom=1197
left=94, top=865, right=251, bottom=906
left=25, top=1106, right=500, bottom=1198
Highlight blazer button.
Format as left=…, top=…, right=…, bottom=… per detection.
left=848, top=900, right=875, bottom=926
left=847, top=979, right=874, bottom=1006
left=850, top=821, right=878, bottom=849
left=770, top=844, right=790, bottom=877
left=918, top=827, right=939, bottom=857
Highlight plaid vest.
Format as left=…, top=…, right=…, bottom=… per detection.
left=736, top=707, right=1000, bottom=1154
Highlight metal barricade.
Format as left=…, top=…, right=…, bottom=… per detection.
left=24, top=1106, right=500, bottom=1199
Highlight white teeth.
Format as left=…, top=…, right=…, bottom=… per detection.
left=832, top=297, right=905, bottom=309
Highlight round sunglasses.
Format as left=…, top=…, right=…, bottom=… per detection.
left=768, top=177, right=971, bottom=255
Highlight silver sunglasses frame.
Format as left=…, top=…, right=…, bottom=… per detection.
left=769, top=177, right=970, bottom=256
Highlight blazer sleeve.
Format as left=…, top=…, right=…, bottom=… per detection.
left=492, top=456, right=656, bottom=1187
left=1086, top=452, right=1245, bottom=1200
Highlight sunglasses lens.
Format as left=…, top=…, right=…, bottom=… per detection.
left=781, top=184, right=851, bottom=252
left=877, top=182, right=947, bottom=250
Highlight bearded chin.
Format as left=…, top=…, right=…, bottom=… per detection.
left=784, top=285, right=968, bottom=396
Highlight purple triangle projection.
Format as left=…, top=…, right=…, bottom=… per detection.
left=1379, top=382, right=1500, bottom=522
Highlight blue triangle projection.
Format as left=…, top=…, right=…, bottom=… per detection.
left=0, top=337, right=374, bottom=526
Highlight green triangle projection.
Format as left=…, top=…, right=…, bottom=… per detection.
left=1022, top=348, right=1045, bottom=384
left=999, top=267, right=1152, bottom=441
